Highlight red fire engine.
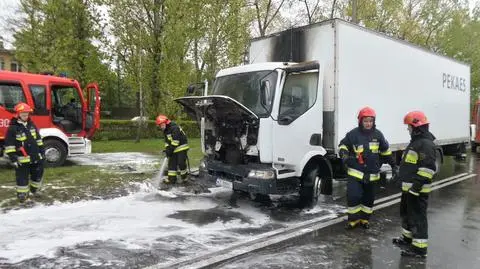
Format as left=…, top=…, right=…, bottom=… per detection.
left=0, top=71, right=100, bottom=166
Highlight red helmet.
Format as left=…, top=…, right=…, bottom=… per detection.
left=14, top=102, right=33, bottom=116
left=155, top=114, right=170, bottom=126
left=404, top=111, right=429, bottom=127
left=357, top=106, right=376, bottom=122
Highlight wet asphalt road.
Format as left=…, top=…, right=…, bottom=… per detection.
left=214, top=155, right=480, bottom=269
left=0, top=153, right=477, bottom=269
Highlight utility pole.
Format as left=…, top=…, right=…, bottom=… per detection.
left=135, top=49, right=144, bottom=143
left=351, top=0, right=358, bottom=24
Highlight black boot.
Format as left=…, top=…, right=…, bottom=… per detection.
left=17, top=192, right=28, bottom=203
left=392, top=236, right=411, bottom=248
left=401, top=247, right=427, bottom=258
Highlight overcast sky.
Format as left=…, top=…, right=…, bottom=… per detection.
left=1, top=0, right=479, bottom=49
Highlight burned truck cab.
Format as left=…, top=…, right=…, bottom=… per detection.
left=176, top=62, right=332, bottom=205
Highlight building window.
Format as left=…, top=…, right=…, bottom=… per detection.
left=10, top=61, right=18, bottom=72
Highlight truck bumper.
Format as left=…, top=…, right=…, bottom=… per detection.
left=203, top=159, right=299, bottom=195
left=68, top=137, right=92, bottom=156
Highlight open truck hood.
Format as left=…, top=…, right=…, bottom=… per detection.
left=175, top=95, right=259, bottom=124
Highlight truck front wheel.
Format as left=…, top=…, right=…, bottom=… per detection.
left=299, top=166, right=323, bottom=207
left=43, top=139, right=68, bottom=167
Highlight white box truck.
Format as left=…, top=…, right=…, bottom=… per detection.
left=176, top=19, right=470, bottom=205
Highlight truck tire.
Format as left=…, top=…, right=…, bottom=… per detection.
left=44, top=139, right=68, bottom=167
left=299, top=166, right=322, bottom=207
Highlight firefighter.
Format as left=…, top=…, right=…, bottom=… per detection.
left=155, top=114, right=189, bottom=184
left=4, top=102, right=45, bottom=203
left=392, top=111, right=436, bottom=258
left=339, top=106, right=397, bottom=229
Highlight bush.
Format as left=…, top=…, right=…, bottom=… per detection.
left=92, top=120, right=200, bottom=141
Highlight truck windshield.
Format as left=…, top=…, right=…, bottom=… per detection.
left=212, top=70, right=277, bottom=117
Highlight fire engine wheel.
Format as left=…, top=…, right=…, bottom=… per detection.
left=299, top=166, right=322, bottom=207
left=43, top=139, right=67, bottom=167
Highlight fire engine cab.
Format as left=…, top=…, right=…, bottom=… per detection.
left=0, top=71, right=100, bottom=167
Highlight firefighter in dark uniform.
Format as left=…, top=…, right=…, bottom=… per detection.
left=339, top=106, right=397, bottom=229
left=392, top=111, right=436, bottom=258
left=4, top=102, right=45, bottom=203
left=155, top=114, right=189, bottom=184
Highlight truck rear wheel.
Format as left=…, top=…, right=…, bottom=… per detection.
left=44, top=139, right=67, bottom=167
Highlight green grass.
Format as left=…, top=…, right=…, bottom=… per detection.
left=0, top=138, right=204, bottom=210
left=93, top=138, right=204, bottom=167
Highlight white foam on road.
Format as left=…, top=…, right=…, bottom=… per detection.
left=0, top=189, right=271, bottom=264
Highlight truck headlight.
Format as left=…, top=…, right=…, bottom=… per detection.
left=248, top=170, right=275, bottom=179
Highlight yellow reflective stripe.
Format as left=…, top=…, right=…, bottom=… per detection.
left=5, top=146, right=16, bottom=153
left=347, top=168, right=364, bottom=179
left=30, top=130, right=37, bottom=139
left=18, top=156, right=31, bottom=163
left=179, top=170, right=188, bottom=175
left=348, top=205, right=362, bottom=214
left=369, top=142, right=379, bottom=153
left=380, top=149, right=392, bottom=156
left=417, top=167, right=435, bottom=179
left=369, top=174, right=380, bottom=181
left=164, top=143, right=169, bottom=147
left=16, top=186, right=29, bottom=193
left=402, top=182, right=431, bottom=193
left=402, top=228, right=413, bottom=239
left=361, top=205, right=373, bottom=214
left=168, top=170, right=177, bottom=176
left=36, top=139, right=44, bottom=146
left=171, top=140, right=180, bottom=146
left=339, top=145, right=349, bottom=151
left=16, top=135, right=27, bottom=141
left=420, top=184, right=431, bottom=193
left=402, top=182, right=413, bottom=191
left=173, top=144, right=189, bottom=153
left=353, top=145, right=364, bottom=153
left=412, top=239, right=428, bottom=248
left=166, top=134, right=173, bottom=141
left=30, top=180, right=43, bottom=188
left=409, top=190, right=420, bottom=196
left=405, top=150, right=418, bottom=164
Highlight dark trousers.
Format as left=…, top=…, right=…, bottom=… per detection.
left=15, top=162, right=44, bottom=199
left=400, top=192, right=429, bottom=254
left=167, top=150, right=188, bottom=183
left=347, top=177, right=375, bottom=225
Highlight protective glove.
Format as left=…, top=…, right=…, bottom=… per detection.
left=339, top=149, right=349, bottom=162
left=12, top=161, right=20, bottom=169
left=164, top=148, right=173, bottom=158
left=409, top=181, right=422, bottom=196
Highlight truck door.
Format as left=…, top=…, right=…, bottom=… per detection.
left=85, top=83, right=100, bottom=138
left=271, top=66, right=324, bottom=174
left=0, top=81, right=27, bottom=139
left=29, top=85, right=50, bottom=127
